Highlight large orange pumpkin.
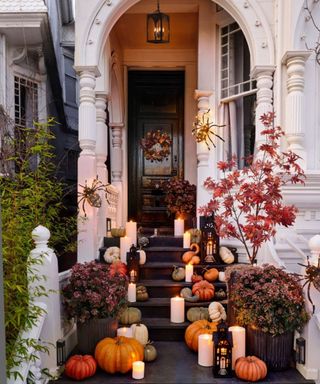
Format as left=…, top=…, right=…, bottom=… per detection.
left=235, top=356, right=268, bottom=382
left=185, top=319, right=218, bottom=351
left=192, top=280, right=215, bottom=301
left=95, top=336, right=144, bottom=374
left=65, top=355, right=97, bottom=380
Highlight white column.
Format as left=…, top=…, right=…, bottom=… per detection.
left=96, top=93, right=108, bottom=247
left=78, top=69, right=98, bottom=262
left=251, top=66, right=275, bottom=152
left=110, top=122, right=124, bottom=226
left=283, top=51, right=310, bottom=169
left=194, top=90, right=213, bottom=220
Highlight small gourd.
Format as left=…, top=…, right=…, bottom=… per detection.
left=235, top=356, right=267, bottom=382
left=104, top=246, right=120, bottom=263
left=131, top=323, right=149, bottom=346
left=138, top=249, right=146, bottom=265
left=136, top=285, right=149, bottom=302
left=172, top=266, right=185, bottom=281
left=180, top=287, right=199, bottom=302
left=182, top=251, right=195, bottom=264
left=144, top=342, right=157, bottom=362
left=190, top=243, right=200, bottom=254
left=186, top=307, right=209, bottom=322
left=204, top=268, right=219, bottom=282
left=215, top=289, right=227, bottom=300
left=219, top=246, right=235, bottom=264
left=119, top=307, right=142, bottom=325
left=191, top=273, right=203, bottom=283
left=189, top=255, right=201, bottom=265
left=208, top=301, right=227, bottom=322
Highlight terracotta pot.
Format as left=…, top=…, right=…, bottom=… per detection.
left=246, top=326, right=294, bottom=371
left=77, top=318, right=118, bottom=354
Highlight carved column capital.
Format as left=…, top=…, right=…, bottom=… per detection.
left=110, top=123, right=124, bottom=182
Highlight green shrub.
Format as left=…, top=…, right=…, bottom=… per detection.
left=0, top=112, right=77, bottom=378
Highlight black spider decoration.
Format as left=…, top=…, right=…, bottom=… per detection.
left=298, top=256, right=320, bottom=314
left=78, top=177, right=109, bottom=216
left=192, top=109, right=225, bottom=150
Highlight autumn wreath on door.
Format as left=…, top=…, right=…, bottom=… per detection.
left=140, top=130, right=172, bottom=162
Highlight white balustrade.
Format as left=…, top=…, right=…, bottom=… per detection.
left=106, top=184, right=119, bottom=228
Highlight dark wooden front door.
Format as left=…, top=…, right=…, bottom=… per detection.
left=128, top=71, right=184, bottom=228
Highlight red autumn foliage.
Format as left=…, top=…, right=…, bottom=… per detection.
left=199, top=112, right=305, bottom=265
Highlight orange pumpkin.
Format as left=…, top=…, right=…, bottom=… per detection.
left=190, top=243, right=200, bottom=254
left=65, top=355, right=97, bottom=380
left=235, top=356, right=268, bottom=382
left=204, top=268, right=219, bottom=282
left=185, top=319, right=218, bottom=351
left=192, top=280, right=215, bottom=301
left=182, top=251, right=195, bottom=264
left=95, top=336, right=144, bottom=374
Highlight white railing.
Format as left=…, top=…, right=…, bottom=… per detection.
left=8, top=225, right=62, bottom=383
left=259, top=240, right=286, bottom=269
left=106, top=184, right=119, bottom=227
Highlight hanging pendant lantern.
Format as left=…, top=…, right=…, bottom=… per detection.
left=147, top=1, right=170, bottom=44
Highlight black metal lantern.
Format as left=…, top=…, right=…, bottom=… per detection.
left=147, top=1, right=170, bottom=44
left=296, top=337, right=306, bottom=365
left=127, top=244, right=140, bottom=283
left=200, top=215, right=220, bottom=264
left=213, top=321, right=233, bottom=378
left=56, top=339, right=66, bottom=366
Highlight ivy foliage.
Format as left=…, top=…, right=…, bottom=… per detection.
left=0, top=110, right=77, bottom=378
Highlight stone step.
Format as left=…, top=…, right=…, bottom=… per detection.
left=52, top=341, right=315, bottom=383
left=147, top=235, right=183, bottom=247
left=140, top=262, right=228, bottom=280
left=142, top=317, right=190, bottom=341
left=138, top=279, right=226, bottom=298
left=127, top=297, right=227, bottom=318
left=144, top=246, right=190, bottom=262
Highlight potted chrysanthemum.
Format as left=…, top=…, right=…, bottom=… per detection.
left=62, top=261, right=128, bottom=354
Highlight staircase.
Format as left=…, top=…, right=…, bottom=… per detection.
left=101, top=234, right=228, bottom=341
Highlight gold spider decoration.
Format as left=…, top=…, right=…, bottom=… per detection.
left=298, top=256, right=320, bottom=314
left=192, top=109, right=225, bottom=150
left=78, top=177, right=109, bottom=216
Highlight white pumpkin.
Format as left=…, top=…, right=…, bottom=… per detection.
left=104, top=246, right=120, bottom=263
left=219, top=246, right=235, bottom=264
left=218, top=271, right=226, bottom=282
left=138, top=249, right=146, bottom=265
left=208, top=301, right=227, bottom=322
left=131, top=323, right=149, bottom=346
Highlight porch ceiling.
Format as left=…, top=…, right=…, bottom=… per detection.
left=113, top=12, right=198, bottom=50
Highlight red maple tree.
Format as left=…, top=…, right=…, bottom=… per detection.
left=199, top=112, right=305, bottom=265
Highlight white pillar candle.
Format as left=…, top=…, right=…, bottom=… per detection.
left=126, top=221, right=137, bottom=246
left=117, top=327, right=133, bottom=338
left=183, top=232, right=191, bottom=248
left=174, top=218, right=184, bottom=237
left=198, top=334, right=214, bottom=367
left=128, top=282, right=136, bottom=302
left=185, top=264, right=193, bottom=282
left=229, top=326, right=246, bottom=369
left=132, top=361, right=145, bottom=380
left=170, top=297, right=185, bottom=323
left=120, top=236, right=132, bottom=263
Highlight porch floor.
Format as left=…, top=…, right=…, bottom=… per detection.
left=54, top=341, right=314, bottom=384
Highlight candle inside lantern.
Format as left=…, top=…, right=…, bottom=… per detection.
left=206, top=240, right=213, bottom=256
left=117, top=327, right=133, bottom=338
left=198, top=334, right=214, bottom=367
left=120, top=236, right=132, bottom=263
left=126, top=221, right=137, bottom=246
left=132, top=361, right=145, bottom=380
left=185, top=264, right=193, bottom=282
left=128, top=282, right=136, bottom=302
left=170, top=297, right=185, bottom=323
left=174, top=218, right=184, bottom=237
left=228, top=326, right=246, bottom=369
left=183, top=232, right=191, bottom=248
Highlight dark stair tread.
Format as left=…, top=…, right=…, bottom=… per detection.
left=146, top=246, right=187, bottom=251
left=140, top=261, right=231, bottom=270
left=128, top=297, right=228, bottom=307
left=140, top=279, right=226, bottom=288
left=142, top=317, right=190, bottom=328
